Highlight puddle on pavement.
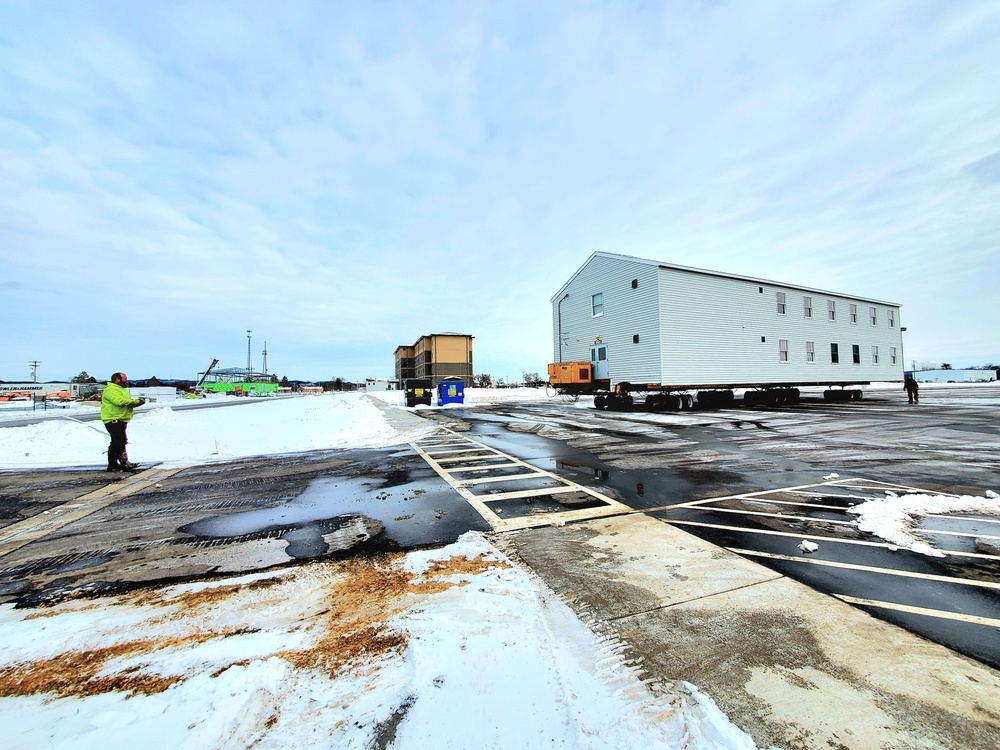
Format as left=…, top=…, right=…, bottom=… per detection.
left=180, top=474, right=488, bottom=559
left=464, top=412, right=835, bottom=512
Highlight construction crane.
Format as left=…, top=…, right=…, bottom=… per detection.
left=195, top=359, right=220, bottom=388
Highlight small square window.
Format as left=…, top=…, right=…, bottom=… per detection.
left=632, top=334, right=639, bottom=344
left=631, top=279, right=638, bottom=289
left=592, top=293, right=603, bottom=316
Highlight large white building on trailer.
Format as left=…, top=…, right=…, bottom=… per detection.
left=551, top=252, right=904, bottom=405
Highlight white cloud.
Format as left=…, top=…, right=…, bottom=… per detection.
left=1, top=1, right=998, bottom=381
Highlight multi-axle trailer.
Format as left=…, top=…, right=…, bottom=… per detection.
left=548, top=360, right=866, bottom=411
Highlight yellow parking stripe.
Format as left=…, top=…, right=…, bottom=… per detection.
left=411, top=429, right=630, bottom=532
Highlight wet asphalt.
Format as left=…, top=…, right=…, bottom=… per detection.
left=1, top=386, right=998, bottom=671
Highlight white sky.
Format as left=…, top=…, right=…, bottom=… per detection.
left=1, top=1, right=998, bottom=383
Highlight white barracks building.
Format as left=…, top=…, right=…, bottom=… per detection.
left=551, top=252, right=904, bottom=391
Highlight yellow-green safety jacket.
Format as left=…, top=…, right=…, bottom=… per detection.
left=100, top=382, right=142, bottom=423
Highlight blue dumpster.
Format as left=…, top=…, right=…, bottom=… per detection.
left=437, top=379, right=465, bottom=406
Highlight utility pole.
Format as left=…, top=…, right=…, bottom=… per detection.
left=246, top=330, right=253, bottom=381
left=28, top=361, right=41, bottom=382
left=262, top=341, right=268, bottom=376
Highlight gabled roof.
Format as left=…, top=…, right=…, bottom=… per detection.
left=551, top=251, right=900, bottom=307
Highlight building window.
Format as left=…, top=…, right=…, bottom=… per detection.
left=779, top=339, right=789, bottom=362
left=803, top=296, right=813, bottom=318
left=831, top=343, right=839, bottom=363
left=828, top=300, right=836, bottom=321
left=592, top=293, right=603, bottom=316
left=632, top=334, right=639, bottom=344
left=776, top=292, right=786, bottom=314
left=806, top=341, right=815, bottom=363
left=850, top=304, right=858, bottom=324
left=891, top=347, right=897, bottom=365
left=631, top=279, right=638, bottom=289
left=888, top=309, right=895, bottom=328
left=872, top=346, right=879, bottom=365
left=870, top=306, right=877, bottom=326
left=852, top=344, right=861, bottom=364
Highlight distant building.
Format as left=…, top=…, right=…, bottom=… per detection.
left=364, top=378, right=399, bottom=392
left=394, top=333, right=474, bottom=388
left=195, top=365, right=278, bottom=395
left=128, top=386, right=179, bottom=402
left=914, top=369, right=997, bottom=383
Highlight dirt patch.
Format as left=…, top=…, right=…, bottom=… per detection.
left=1, top=553, right=510, bottom=699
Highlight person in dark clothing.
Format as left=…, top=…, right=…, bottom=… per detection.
left=904, top=376, right=919, bottom=404
left=101, top=372, right=146, bottom=471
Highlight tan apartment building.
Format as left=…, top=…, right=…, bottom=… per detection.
left=394, top=333, right=474, bottom=388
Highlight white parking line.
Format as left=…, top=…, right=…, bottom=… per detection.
left=687, top=506, right=859, bottom=526
left=664, top=519, right=1000, bottom=561
left=727, top=547, right=1000, bottom=592
left=834, top=595, right=1000, bottom=628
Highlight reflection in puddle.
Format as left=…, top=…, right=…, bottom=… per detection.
left=180, top=475, right=485, bottom=558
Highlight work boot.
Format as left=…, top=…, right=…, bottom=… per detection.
left=119, top=462, right=141, bottom=472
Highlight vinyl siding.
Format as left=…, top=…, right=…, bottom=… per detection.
left=658, top=268, right=904, bottom=385
left=553, top=253, right=904, bottom=387
left=551, top=254, right=662, bottom=382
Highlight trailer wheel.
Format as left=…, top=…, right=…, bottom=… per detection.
left=595, top=395, right=607, bottom=410
left=852, top=389, right=863, bottom=401
left=681, top=394, right=695, bottom=410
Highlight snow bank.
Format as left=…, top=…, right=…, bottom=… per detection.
left=848, top=492, right=1000, bottom=556
left=0, top=394, right=437, bottom=470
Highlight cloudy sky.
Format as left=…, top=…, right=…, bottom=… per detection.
left=1, top=1, right=997, bottom=383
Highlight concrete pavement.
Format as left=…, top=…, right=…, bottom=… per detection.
left=500, top=512, right=1000, bottom=750
left=383, top=397, right=1000, bottom=748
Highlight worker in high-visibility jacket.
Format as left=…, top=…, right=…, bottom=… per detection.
left=100, top=372, right=146, bottom=472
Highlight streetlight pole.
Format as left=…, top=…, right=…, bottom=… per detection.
left=557, top=293, right=569, bottom=363
left=246, top=330, right=253, bottom=381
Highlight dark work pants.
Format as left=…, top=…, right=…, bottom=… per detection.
left=105, top=420, right=128, bottom=468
